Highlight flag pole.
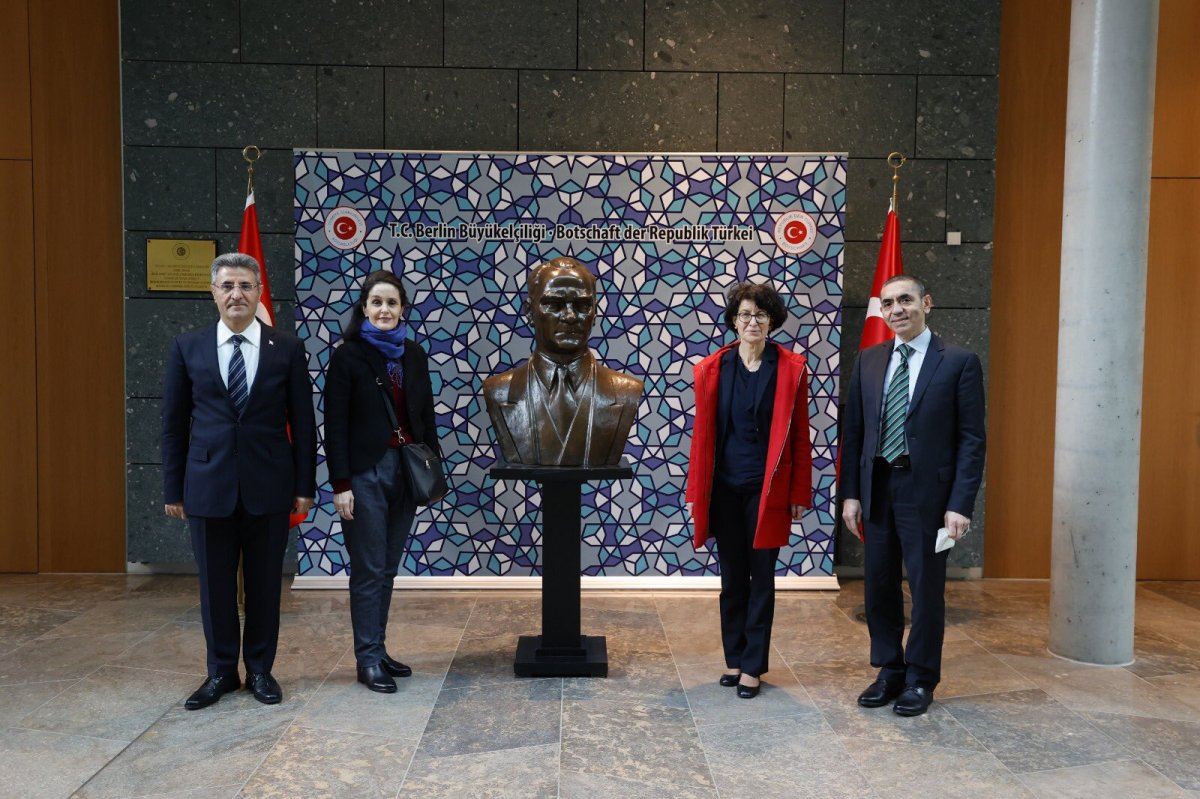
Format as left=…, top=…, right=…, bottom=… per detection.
left=242, top=144, right=260, bottom=196
left=887, top=151, right=906, bottom=212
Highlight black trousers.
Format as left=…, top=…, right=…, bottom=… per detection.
left=342, top=448, right=416, bottom=667
left=711, top=479, right=779, bottom=678
left=863, top=459, right=949, bottom=688
left=189, top=501, right=289, bottom=678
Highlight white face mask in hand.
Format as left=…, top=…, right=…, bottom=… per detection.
left=935, top=527, right=956, bottom=553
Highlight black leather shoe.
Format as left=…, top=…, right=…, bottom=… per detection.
left=185, top=674, right=240, bottom=710
left=246, top=672, right=283, bottom=705
left=380, top=653, right=413, bottom=678
left=857, top=679, right=904, bottom=708
left=736, top=680, right=761, bottom=699
left=357, top=663, right=398, bottom=693
left=719, top=672, right=740, bottom=687
left=893, top=685, right=934, bottom=716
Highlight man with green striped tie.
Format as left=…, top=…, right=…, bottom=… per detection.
left=840, top=275, right=986, bottom=717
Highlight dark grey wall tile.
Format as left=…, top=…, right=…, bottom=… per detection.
left=123, top=62, right=317, bottom=148
left=646, top=0, right=842, bottom=72
left=580, top=0, right=644, bottom=70
left=445, top=0, right=576, bottom=69
left=947, top=160, right=994, bottom=242
left=785, top=74, right=915, bottom=158
left=318, top=67, right=385, bottom=149
left=124, top=230, right=235, bottom=299
left=124, top=231, right=293, bottom=302
left=241, top=0, right=441, bottom=65
left=841, top=241, right=881, bottom=307
left=126, top=298, right=218, bottom=397
left=719, top=74, right=783, bottom=151
left=845, top=158, right=946, bottom=242
left=124, top=147, right=215, bottom=232
left=520, top=71, right=717, bottom=151
left=902, top=243, right=992, bottom=308
left=216, top=148, right=293, bottom=234
left=127, top=398, right=162, bottom=464
left=844, top=0, right=1000, bottom=76
left=121, top=0, right=240, bottom=62
left=916, top=76, right=998, bottom=159
left=385, top=68, right=518, bottom=151
left=128, top=465, right=194, bottom=562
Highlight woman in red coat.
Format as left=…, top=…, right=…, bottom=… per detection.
left=685, top=282, right=812, bottom=698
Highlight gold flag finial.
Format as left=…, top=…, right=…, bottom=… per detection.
left=242, top=145, right=261, bottom=195
left=887, top=152, right=906, bottom=212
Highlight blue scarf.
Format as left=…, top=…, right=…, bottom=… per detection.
left=361, top=319, right=407, bottom=384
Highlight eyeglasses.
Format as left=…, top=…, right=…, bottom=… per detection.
left=212, top=282, right=260, bottom=294
left=736, top=311, right=771, bottom=325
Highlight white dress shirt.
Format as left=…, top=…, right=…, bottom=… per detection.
left=880, top=325, right=932, bottom=412
left=216, top=319, right=262, bottom=391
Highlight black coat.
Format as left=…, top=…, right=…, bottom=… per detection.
left=323, top=337, right=440, bottom=483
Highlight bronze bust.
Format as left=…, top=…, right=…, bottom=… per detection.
left=484, top=257, right=644, bottom=467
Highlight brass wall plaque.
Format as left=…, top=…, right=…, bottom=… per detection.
left=146, top=238, right=217, bottom=291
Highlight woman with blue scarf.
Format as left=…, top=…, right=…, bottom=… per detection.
left=324, top=270, right=441, bottom=693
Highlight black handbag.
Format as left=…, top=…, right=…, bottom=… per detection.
left=375, top=376, right=448, bottom=506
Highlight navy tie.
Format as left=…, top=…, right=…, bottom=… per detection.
left=228, top=334, right=249, bottom=414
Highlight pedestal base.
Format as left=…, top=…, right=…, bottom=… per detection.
left=513, top=634, right=608, bottom=677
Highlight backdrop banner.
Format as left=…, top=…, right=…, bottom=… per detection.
left=293, top=150, right=845, bottom=586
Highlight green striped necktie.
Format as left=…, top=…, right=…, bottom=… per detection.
left=878, top=343, right=913, bottom=463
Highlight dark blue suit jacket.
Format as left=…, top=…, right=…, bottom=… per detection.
left=161, top=322, right=317, bottom=518
left=841, top=333, right=986, bottom=525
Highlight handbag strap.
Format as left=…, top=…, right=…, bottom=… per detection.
left=374, top=376, right=403, bottom=441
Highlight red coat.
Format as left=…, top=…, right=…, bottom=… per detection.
left=685, top=342, right=813, bottom=549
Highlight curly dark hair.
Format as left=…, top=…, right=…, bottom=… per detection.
left=343, top=270, right=409, bottom=340
left=723, top=281, right=788, bottom=333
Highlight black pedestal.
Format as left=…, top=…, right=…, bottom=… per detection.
left=490, top=459, right=634, bottom=678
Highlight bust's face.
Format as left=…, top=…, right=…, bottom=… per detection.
left=531, top=270, right=596, bottom=358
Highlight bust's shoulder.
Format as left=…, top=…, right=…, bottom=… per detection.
left=596, top=364, right=644, bottom=399
left=483, top=364, right=521, bottom=399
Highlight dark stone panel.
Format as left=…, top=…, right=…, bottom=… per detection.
left=947, top=160, right=995, bottom=242
left=120, top=0, right=240, bottom=63
left=916, top=76, right=998, bottom=159
left=784, top=74, right=916, bottom=158
left=216, top=148, right=293, bottom=235
left=128, top=464, right=194, bottom=562
left=645, top=0, right=842, bottom=73
left=445, top=0, right=576, bottom=69
left=900, top=243, right=992, bottom=308
left=718, top=73, right=783, bottom=152
left=520, top=71, right=717, bottom=152
left=318, top=67, right=385, bottom=149
left=124, top=147, right=215, bottom=232
left=845, top=158, right=946, bottom=243
left=384, top=68, right=519, bottom=151
left=843, top=242, right=992, bottom=310
left=127, top=397, right=162, bottom=465
left=580, top=0, right=644, bottom=70
left=240, top=0, right=441, bottom=65
left=126, top=298, right=217, bottom=397
left=844, top=0, right=1001, bottom=76
left=123, top=62, right=316, bottom=148
left=123, top=231, right=293, bottom=302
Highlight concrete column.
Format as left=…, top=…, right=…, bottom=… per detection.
left=1050, top=0, right=1159, bottom=665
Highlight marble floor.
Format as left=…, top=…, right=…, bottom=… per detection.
left=1, top=576, right=1199, bottom=798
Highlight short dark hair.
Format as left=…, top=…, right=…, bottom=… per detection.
left=880, top=274, right=928, bottom=298
left=723, top=281, right=788, bottom=332
left=344, top=270, right=409, bottom=340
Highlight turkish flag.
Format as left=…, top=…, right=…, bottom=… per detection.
left=238, top=191, right=307, bottom=529
left=860, top=202, right=904, bottom=350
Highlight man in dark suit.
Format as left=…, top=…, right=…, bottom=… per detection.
left=162, top=252, right=317, bottom=710
left=483, top=257, right=642, bottom=467
left=841, top=275, right=985, bottom=716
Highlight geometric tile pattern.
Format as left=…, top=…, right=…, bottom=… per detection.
left=293, top=151, right=845, bottom=579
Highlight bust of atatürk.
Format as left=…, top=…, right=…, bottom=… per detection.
left=483, top=257, right=643, bottom=467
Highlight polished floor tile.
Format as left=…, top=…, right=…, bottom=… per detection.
left=0, top=576, right=1191, bottom=796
